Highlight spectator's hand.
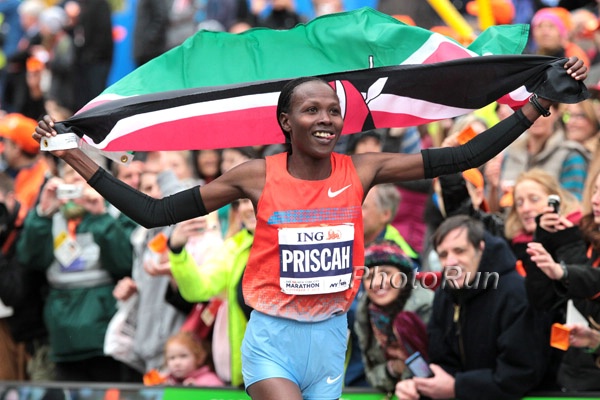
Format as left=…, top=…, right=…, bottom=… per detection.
left=440, top=133, right=460, bottom=148
left=567, top=324, right=600, bottom=349
left=484, top=154, right=502, bottom=189
left=413, top=364, right=455, bottom=399
left=170, top=217, right=208, bottom=249
left=386, top=358, right=407, bottom=378
left=38, top=177, right=63, bottom=216
left=538, top=207, right=573, bottom=232
left=113, top=277, right=137, bottom=300
left=395, top=379, right=420, bottom=400
left=526, top=242, right=563, bottom=280
left=144, top=251, right=171, bottom=276
left=78, top=186, right=106, bottom=215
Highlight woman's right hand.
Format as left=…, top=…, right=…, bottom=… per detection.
left=538, top=207, right=573, bottom=232
left=33, top=115, right=69, bottom=158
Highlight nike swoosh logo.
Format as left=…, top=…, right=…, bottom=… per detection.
left=328, top=184, right=352, bottom=198
left=326, top=374, right=342, bottom=384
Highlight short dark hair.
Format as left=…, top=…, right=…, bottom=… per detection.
left=432, top=215, right=485, bottom=250
left=276, top=76, right=333, bottom=144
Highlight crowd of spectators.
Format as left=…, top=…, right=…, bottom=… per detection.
left=1, top=0, right=600, bottom=399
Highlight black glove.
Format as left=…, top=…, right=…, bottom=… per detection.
left=527, top=57, right=589, bottom=104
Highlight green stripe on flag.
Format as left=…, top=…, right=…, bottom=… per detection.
left=102, top=7, right=529, bottom=98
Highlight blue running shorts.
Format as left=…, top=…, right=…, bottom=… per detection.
left=242, top=310, right=348, bottom=400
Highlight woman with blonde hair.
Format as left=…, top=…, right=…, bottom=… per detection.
left=524, top=167, right=600, bottom=391
left=505, top=168, right=581, bottom=243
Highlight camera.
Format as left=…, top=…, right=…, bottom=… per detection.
left=548, top=194, right=561, bottom=214
left=56, top=184, right=83, bottom=200
left=405, top=351, right=434, bottom=378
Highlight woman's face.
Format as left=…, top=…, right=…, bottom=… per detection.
left=363, top=265, right=402, bottom=307
left=237, top=198, right=256, bottom=233
left=564, top=103, right=597, bottom=144
left=221, top=149, right=248, bottom=173
left=197, top=150, right=220, bottom=179
left=527, top=107, right=558, bottom=139
left=591, top=173, right=600, bottom=225
left=162, top=152, right=192, bottom=180
left=513, top=179, right=550, bottom=233
left=533, top=21, right=563, bottom=53
left=280, top=81, right=343, bottom=159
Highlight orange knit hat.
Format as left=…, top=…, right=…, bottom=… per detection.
left=0, top=113, right=40, bottom=155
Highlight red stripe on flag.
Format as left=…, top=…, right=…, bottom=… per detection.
left=97, top=106, right=282, bottom=151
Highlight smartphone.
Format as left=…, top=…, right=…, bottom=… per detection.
left=405, top=351, right=434, bottom=378
left=56, top=184, right=83, bottom=200
left=548, top=194, right=561, bottom=214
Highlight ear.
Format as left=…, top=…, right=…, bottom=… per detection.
left=478, top=241, right=485, bottom=253
left=381, top=208, right=392, bottom=225
left=279, top=112, right=291, bottom=134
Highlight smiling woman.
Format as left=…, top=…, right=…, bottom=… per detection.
left=32, top=57, right=588, bottom=400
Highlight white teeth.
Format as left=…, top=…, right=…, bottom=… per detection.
left=314, top=131, right=331, bottom=138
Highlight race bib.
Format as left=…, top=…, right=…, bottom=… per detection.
left=278, top=224, right=354, bottom=295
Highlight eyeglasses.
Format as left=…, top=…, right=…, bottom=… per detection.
left=562, top=112, right=589, bottom=123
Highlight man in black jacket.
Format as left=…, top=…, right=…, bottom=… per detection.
left=396, top=215, right=551, bottom=400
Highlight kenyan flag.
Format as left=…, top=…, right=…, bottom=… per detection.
left=57, top=7, right=534, bottom=152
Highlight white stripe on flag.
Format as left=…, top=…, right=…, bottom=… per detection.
left=402, top=35, right=478, bottom=65
left=84, top=91, right=281, bottom=150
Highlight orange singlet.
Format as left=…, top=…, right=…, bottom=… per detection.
left=243, top=152, right=364, bottom=322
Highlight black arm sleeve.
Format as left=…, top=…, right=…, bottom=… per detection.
left=421, top=108, right=532, bottom=179
left=87, top=168, right=207, bottom=228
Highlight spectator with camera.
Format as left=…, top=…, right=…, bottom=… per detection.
left=525, top=166, right=600, bottom=391
left=504, top=169, right=582, bottom=298
left=16, top=160, right=134, bottom=381
left=395, top=215, right=551, bottom=400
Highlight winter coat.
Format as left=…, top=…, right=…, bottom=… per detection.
left=17, top=208, right=132, bottom=362
left=529, top=222, right=600, bottom=391
left=429, top=234, right=551, bottom=400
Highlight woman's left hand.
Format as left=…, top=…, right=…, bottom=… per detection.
left=526, top=242, right=564, bottom=280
